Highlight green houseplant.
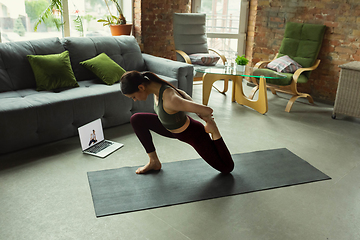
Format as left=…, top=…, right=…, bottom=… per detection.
left=235, top=55, right=249, bottom=72
left=97, top=0, right=132, bottom=36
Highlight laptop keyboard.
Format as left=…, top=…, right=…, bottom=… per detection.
left=86, top=140, right=114, bottom=154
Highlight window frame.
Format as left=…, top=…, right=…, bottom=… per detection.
left=63, top=0, right=70, bottom=37
left=191, top=0, right=249, bottom=57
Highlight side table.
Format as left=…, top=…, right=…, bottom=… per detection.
left=332, top=61, right=360, bottom=119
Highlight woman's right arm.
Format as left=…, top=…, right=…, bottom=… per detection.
left=177, top=89, right=193, bottom=101
left=164, top=89, right=213, bottom=118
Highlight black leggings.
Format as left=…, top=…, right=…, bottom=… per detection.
left=130, top=113, right=234, bottom=174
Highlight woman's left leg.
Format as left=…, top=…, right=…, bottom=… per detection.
left=130, top=112, right=176, bottom=174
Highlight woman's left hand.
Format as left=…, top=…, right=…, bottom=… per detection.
left=197, top=113, right=213, bottom=122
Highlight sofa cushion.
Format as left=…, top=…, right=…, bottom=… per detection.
left=80, top=53, right=126, bottom=85
left=62, top=36, right=146, bottom=81
left=0, top=37, right=66, bottom=92
left=27, top=50, right=79, bottom=91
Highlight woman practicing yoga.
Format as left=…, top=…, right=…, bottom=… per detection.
left=120, top=71, right=234, bottom=174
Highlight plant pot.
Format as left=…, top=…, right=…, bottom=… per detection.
left=236, top=64, right=246, bottom=72
left=110, top=24, right=132, bottom=36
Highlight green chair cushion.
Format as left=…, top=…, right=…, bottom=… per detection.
left=279, top=22, right=326, bottom=67
left=277, top=22, right=326, bottom=79
left=27, top=50, right=79, bottom=91
left=80, top=53, right=126, bottom=85
left=253, top=68, right=308, bottom=86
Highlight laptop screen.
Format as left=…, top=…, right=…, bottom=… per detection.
left=78, top=119, right=105, bottom=151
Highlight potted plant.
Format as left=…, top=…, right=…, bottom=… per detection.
left=97, top=0, right=132, bottom=36
left=235, top=55, right=249, bottom=72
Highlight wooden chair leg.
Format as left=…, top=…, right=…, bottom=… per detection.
left=248, top=85, right=259, bottom=100
left=249, top=73, right=314, bottom=113
left=285, top=95, right=300, bottom=112
left=269, top=86, right=277, bottom=95
left=249, top=83, right=276, bottom=100
left=194, top=77, right=229, bottom=95
left=212, top=79, right=229, bottom=95
left=285, top=93, right=315, bottom=112
left=306, top=94, right=314, bottom=104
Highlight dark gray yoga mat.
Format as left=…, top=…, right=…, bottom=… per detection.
left=87, top=148, right=331, bottom=217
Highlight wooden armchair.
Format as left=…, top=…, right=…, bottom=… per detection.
left=250, top=22, right=326, bottom=112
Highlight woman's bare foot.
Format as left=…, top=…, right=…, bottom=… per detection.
left=203, top=116, right=221, bottom=140
left=136, top=151, right=162, bottom=174
left=136, top=160, right=162, bottom=174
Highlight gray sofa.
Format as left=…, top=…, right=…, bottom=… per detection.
left=0, top=36, right=193, bottom=155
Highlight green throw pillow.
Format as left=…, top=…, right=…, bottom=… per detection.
left=27, top=50, right=79, bottom=91
left=80, top=53, right=126, bottom=85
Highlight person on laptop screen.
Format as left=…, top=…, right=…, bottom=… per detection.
left=89, top=130, right=97, bottom=146
left=120, top=71, right=234, bottom=174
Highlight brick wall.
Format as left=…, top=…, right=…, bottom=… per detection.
left=247, top=0, right=360, bottom=102
left=134, top=0, right=358, bottom=102
left=133, top=0, right=191, bottom=60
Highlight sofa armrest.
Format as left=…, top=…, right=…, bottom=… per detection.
left=142, top=53, right=194, bottom=96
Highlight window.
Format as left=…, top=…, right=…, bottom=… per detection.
left=192, top=0, right=248, bottom=64
left=67, top=0, right=132, bottom=37
left=67, top=0, right=113, bottom=37
left=0, top=0, right=132, bottom=43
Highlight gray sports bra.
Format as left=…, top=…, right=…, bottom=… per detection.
left=154, top=84, right=187, bottom=130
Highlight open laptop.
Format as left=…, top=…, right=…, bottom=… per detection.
left=78, top=119, right=123, bottom=158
